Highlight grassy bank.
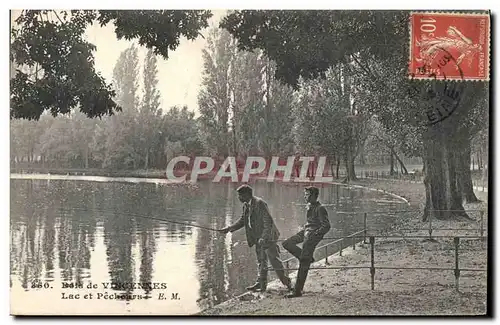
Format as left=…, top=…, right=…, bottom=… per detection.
left=199, top=179, right=488, bottom=316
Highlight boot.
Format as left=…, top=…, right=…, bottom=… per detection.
left=285, top=261, right=310, bottom=298
left=256, top=281, right=267, bottom=292
left=275, top=269, right=293, bottom=291
left=285, top=291, right=302, bottom=298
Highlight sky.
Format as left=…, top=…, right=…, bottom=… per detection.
left=86, top=10, right=228, bottom=115
left=11, top=10, right=228, bottom=116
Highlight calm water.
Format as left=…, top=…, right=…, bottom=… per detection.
left=10, top=177, right=407, bottom=315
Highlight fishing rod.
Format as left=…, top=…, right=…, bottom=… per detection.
left=134, top=215, right=220, bottom=232
left=59, top=207, right=222, bottom=232
left=124, top=213, right=222, bottom=232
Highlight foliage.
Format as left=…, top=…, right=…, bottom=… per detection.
left=10, top=9, right=212, bottom=120
left=221, top=10, right=407, bottom=88
left=197, top=27, right=235, bottom=156
left=198, top=26, right=295, bottom=158
left=11, top=43, right=202, bottom=170
left=11, top=9, right=488, bottom=208
left=222, top=10, right=489, bottom=216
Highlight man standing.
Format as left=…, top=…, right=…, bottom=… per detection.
left=282, top=186, right=331, bottom=298
left=219, top=184, right=292, bottom=292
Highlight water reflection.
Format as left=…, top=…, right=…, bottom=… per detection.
left=10, top=178, right=406, bottom=314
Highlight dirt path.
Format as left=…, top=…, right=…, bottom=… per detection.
left=199, top=180, right=488, bottom=316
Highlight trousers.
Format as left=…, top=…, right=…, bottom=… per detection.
left=282, top=229, right=323, bottom=293
left=255, top=241, right=290, bottom=286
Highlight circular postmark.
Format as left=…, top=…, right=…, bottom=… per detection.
left=408, top=48, right=466, bottom=126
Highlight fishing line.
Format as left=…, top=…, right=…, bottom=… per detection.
left=58, top=207, right=221, bottom=232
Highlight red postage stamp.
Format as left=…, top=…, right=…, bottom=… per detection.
left=409, top=12, right=490, bottom=81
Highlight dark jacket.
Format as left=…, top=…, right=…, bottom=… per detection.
left=304, top=201, right=331, bottom=236
left=228, top=196, right=280, bottom=247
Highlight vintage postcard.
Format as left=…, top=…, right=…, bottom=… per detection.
left=9, top=9, right=490, bottom=316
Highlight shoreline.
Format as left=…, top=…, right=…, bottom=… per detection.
left=10, top=168, right=486, bottom=194
left=198, top=179, right=488, bottom=316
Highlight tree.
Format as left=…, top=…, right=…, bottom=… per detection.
left=10, top=9, right=212, bottom=120
left=229, top=48, right=266, bottom=158
left=101, top=45, right=141, bottom=169
left=221, top=11, right=406, bottom=89
left=112, top=45, right=140, bottom=112
left=370, top=119, right=413, bottom=175
left=451, top=84, right=488, bottom=204
left=198, top=26, right=297, bottom=164
left=261, top=58, right=296, bottom=158
left=230, top=48, right=296, bottom=160
left=69, top=110, right=97, bottom=168
left=293, top=66, right=370, bottom=181
left=138, top=49, right=162, bottom=169
left=89, top=118, right=107, bottom=168
left=38, top=115, right=76, bottom=167
left=222, top=10, right=489, bottom=220
left=163, top=106, right=203, bottom=159
left=198, top=27, right=236, bottom=157
left=10, top=118, right=45, bottom=165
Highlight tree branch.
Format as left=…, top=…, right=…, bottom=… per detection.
left=52, top=10, right=65, bottom=25
left=22, top=64, right=42, bottom=83
left=44, top=11, right=50, bottom=24
left=351, top=53, right=378, bottom=81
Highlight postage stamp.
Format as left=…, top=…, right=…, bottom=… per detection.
left=409, top=12, right=490, bottom=81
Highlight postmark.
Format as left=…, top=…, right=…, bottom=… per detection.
left=409, top=12, right=490, bottom=81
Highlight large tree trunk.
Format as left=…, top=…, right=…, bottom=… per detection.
left=422, top=127, right=468, bottom=221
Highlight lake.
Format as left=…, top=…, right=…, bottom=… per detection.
left=10, top=176, right=408, bottom=315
